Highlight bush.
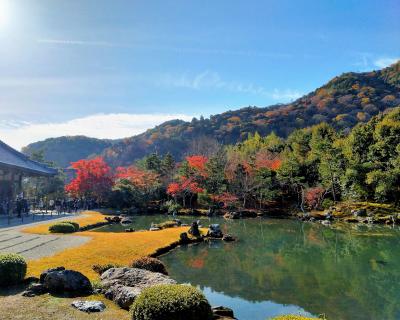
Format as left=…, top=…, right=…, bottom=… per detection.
left=153, top=220, right=179, bottom=229
left=49, top=222, right=76, bottom=233
left=130, top=284, right=213, bottom=320
left=0, top=253, right=27, bottom=286
left=321, top=199, right=334, bottom=210
left=131, top=257, right=168, bottom=275
left=162, top=200, right=182, bottom=214
left=60, top=221, right=80, bottom=231
left=92, top=263, right=122, bottom=275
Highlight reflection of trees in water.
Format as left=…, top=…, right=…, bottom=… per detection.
left=162, top=220, right=400, bottom=320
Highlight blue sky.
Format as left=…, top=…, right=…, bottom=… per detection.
left=0, top=0, right=399, bottom=149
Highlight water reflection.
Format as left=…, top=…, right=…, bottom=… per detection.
left=160, top=218, right=400, bottom=320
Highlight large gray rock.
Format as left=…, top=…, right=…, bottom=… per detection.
left=40, top=266, right=65, bottom=283
left=100, top=267, right=176, bottom=309
left=43, top=269, right=92, bottom=294
left=207, top=224, right=223, bottom=238
left=71, top=300, right=106, bottom=313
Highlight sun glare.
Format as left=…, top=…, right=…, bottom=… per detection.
left=0, top=0, right=10, bottom=28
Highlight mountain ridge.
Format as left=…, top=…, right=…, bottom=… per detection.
left=22, top=61, right=400, bottom=168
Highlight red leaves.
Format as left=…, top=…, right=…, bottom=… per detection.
left=167, top=182, right=181, bottom=197
left=255, top=151, right=282, bottom=171
left=65, top=157, right=114, bottom=200
left=305, top=187, right=325, bottom=209
left=211, top=192, right=238, bottom=207
left=186, top=155, right=208, bottom=177
left=116, top=166, right=159, bottom=189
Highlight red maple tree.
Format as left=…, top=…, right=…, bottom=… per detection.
left=65, top=157, right=114, bottom=201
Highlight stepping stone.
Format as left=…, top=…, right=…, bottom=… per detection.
left=71, top=300, right=106, bottom=313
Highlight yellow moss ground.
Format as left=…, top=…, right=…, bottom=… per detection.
left=19, top=210, right=186, bottom=280
left=22, top=211, right=109, bottom=234
left=27, top=228, right=186, bottom=280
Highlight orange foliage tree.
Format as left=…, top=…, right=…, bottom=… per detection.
left=65, top=157, right=114, bottom=201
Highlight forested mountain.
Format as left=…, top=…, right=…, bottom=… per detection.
left=24, top=61, right=400, bottom=167
left=22, top=136, right=115, bottom=168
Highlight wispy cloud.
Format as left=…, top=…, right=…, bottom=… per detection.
left=37, top=38, right=293, bottom=58
left=0, top=113, right=195, bottom=150
left=374, top=57, right=399, bottom=68
left=158, top=70, right=303, bottom=101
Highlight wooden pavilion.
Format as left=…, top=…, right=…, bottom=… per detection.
left=0, top=140, right=57, bottom=216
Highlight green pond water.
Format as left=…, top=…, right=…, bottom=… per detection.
left=96, top=215, right=400, bottom=320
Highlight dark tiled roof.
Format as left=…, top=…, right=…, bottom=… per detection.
left=0, top=140, right=57, bottom=176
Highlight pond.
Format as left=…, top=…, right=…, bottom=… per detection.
left=96, top=215, right=400, bottom=320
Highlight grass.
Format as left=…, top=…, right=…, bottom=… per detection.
left=0, top=289, right=130, bottom=320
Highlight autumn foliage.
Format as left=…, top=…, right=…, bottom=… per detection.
left=65, top=157, right=114, bottom=201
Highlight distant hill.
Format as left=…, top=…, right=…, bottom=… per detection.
left=24, top=61, right=400, bottom=167
left=22, top=136, right=115, bottom=168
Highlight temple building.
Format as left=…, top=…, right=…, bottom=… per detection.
left=0, top=140, right=57, bottom=214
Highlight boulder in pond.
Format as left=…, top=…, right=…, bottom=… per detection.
left=352, top=209, right=367, bottom=217
left=120, top=218, right=133, bottom=225
left=180, top=232, right=190, bottom=244
left=188, top=221, right=200, bottom=237
left=100, top=267, right=176, bottom=310
left=71, top=300, right=106, bottom=313
left=212, top=306, right=237, bottom=319
left=43, top=269, right=92, bottom=294
left=222, top=234, right=236, bottom=242
left=207, top=224, right=223, bottom=238
left=224, top=212, right=240, bottom=219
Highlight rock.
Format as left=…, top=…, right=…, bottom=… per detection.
left=321, top=220, right=331, bottom=226
left=71, top=300, right=106, bottom=313
left=100, top=267, right=176, bottom=309
left=212, top=306, right=235, bottom=318
left=180, top=232, right=190, bottom=244
left=222, top=234, right=235, bottom=242
left=173, top=218, right=182, bottom=226
left=22, top=283, right=48, bottom=297
left=120, top=218, right=133, bottom=225
left=125, top=228, right=135, bottom=232
left=207, top=224, right=223, bottom=238
left=352, top=209, right=367, bottom=217
left=181, top=223, right=189, bottom=227
left=43, top=269, right=92, bottom=294
left=149, top=227, right=160, bottom=231
left=224, top=212, right=240, bottom=219
left=188, top=221, right=200, bottom=237
left=40, top=266, right=65, bottom=283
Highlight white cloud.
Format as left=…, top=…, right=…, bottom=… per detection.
left=158, top=70, right=303, bottom=101
left=374, top=57, right=399, bottom=69
left=0, top=113, right=194, bottom=150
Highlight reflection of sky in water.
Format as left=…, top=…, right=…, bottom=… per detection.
left=201, top=286, right=314, bottom=319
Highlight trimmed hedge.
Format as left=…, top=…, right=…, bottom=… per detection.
left=131, top=256, right=168, bottom=275
left=130, top=284, right=213, bottom=320
left=49, top=222, right=76, bottom=233
left=0, top=253, right=27, bottom=286
left=59, top=221, right=80, bottom=231
left=92, top=263, right=122, bottom=275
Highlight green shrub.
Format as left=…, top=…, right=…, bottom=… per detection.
left=60, top=221, right=80, bottom=231
left=161, top=200, right=182, bottom=214
left=130, top=284, right=213, bottom=320
left=49, top=222, right=76, bottom=233
left=321, top=199, right=334, bottom=209
left=154, top=220, right=179, bottom=229
left=131, top=256, right=168, bottom=275
left=92, top=263, right=122, bottom=275
left=0, top=253, right=27, bottom=286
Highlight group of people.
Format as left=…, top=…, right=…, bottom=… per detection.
left=0, top=197, right=98, bottom=217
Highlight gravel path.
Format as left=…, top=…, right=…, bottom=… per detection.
left=0, top=216, right=91, bottom=260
